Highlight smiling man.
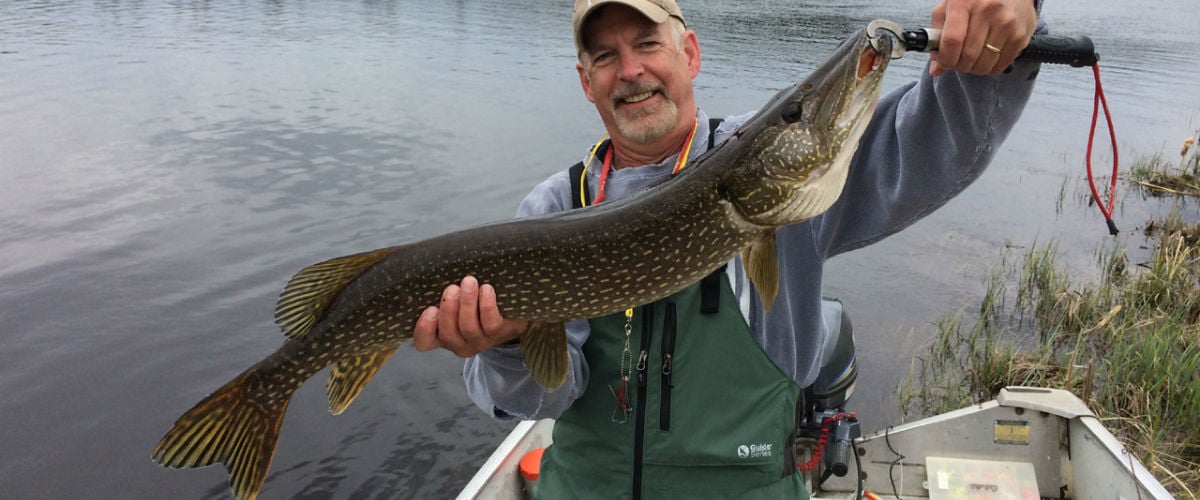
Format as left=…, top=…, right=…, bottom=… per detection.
left=576, top=2, right=700, bottom=165
left=414, top=0, right=1043, bottom=498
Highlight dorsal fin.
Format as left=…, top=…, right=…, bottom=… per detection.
left=274, top=248, right=398, bottom=339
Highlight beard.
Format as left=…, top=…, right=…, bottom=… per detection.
left=611, top=81, right=679, bottom=145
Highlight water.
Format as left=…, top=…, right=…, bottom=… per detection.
left=1, top=1, right=1196, bottom=498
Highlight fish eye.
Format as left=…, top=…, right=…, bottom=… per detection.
left=780, top=101, right=803, bottom=124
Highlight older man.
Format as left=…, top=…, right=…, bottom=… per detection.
left=415, top=0, right=1041, bottom=498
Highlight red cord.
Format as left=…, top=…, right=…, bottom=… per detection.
left=798, top=414, right=846, bottom=472
left=1085, top=63, right=1119, bottom=235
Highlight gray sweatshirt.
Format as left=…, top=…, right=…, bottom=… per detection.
left=463, top=41, right=1042, bottom=420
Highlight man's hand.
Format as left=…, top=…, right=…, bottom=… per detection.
left=929, top=0, right=1038, bottom=76
left=412, top=275, right=529, bottom=357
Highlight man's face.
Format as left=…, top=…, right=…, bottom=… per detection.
left=576, top=5, right=699, bottom=145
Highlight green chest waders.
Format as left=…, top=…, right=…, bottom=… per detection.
left=532, top=272, right=807, bottom=500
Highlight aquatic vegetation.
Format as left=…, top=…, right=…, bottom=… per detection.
left=1130, top=132, right=1200, bottom=197
left=902, top=145, right=1200, bottom=496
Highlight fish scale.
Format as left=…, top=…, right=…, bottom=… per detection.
left=152, top=28, right=891, bottom=500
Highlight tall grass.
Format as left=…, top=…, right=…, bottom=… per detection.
left=1130, top=131, right=1200, bottom=197
left=900, top=145, right=1200, bottom=496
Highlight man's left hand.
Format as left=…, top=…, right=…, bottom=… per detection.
left=929, top=0, right=1038, bottom=76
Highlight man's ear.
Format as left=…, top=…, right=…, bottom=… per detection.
left=577, top=62, right=596, bottom=103
left=683, top=30, right=701, bottom=78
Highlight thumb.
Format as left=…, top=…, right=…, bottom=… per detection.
left=928, top=59, right=945, bottom=76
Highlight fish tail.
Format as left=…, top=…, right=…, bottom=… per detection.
left=152, top=369, right=289, bottom=500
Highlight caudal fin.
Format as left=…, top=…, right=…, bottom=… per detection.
left=152, top=371, right=289, bottom=500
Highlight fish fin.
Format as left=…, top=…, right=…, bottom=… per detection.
left=521, top=321, right=569, bottom=390
left=152, top=369, right=289, bottom=500
left=275, top=248, right=399, bottom=339
left=742, top=233, right=780, bottom=312
left=327, top=346, right=398, bottom=415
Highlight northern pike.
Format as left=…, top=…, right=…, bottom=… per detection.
left=153, top=27, right=892, bottom=500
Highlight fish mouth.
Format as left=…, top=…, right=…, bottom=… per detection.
left=809, top=32, right=890, bottom=134
left=744, top=28, right=890, bottom=140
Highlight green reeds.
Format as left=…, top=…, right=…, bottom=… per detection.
left=1130, top=132, right=1200, bottom=197
left=901, top=215, right=1200, bottom=497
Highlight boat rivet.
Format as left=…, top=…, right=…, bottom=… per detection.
left=1014, top=407, right=1025, bottom=415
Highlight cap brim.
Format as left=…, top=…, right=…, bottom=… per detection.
left=574, top=0, right=673, bottom=52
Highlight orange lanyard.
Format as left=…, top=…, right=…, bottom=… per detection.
left=584, top=117, right=700, bottom=205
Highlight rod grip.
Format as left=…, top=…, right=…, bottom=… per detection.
left=1019, top=34, right=1098, bottom=67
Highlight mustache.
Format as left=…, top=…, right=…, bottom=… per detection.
left=611, top=81, right=666, bottom=106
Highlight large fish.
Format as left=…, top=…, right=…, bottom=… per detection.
left=153, top=27, right=892, bottom=500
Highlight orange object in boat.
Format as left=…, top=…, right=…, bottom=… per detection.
left=519, top=447, right=545, bottom=482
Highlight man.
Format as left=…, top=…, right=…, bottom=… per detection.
left=414, top=0, right=1042, bottom=497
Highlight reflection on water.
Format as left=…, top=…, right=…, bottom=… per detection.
left=1, top=0, right=1197, bottom=498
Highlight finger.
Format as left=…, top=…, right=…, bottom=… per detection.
left=975, top=4, right=1015, bottom=74
left=991, top=18, right=1029, bottom=74
left=962, top=9, right=998, bottom=74
left=998, top=0, right=1037, bottom=73
left=411, top=306, right=443, bottom=352
left=928, top=1, right=948, bottom=76
left=991, top=38, right=1020, bottom=74
left=478, top=284, right=506, bottom=337
left=935, top=0, right=970, bottom=70
left=436, top=284, right=465, bottom=349
left=929, top=58, right=945, bottom=77
left=971, top=31, right=1003, bottom=75
left=456, top=276, right=484, bottom=344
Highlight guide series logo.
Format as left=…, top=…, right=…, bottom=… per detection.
left=736, top=443, right=773, bottom=459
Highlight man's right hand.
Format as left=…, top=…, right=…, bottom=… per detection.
left=411, top=275, right=529, bottom=357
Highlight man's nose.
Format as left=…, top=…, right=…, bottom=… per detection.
left=616, top=53, right=645, bottom=81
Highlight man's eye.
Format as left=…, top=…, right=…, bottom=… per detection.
left=639, top=41, right=661, bottom=49
left=593, top=52, right=614, bottom=65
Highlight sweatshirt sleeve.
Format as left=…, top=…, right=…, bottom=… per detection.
left=814, top=20, right=1046, bottom=257
left=461, top=170, right=592, bottom=420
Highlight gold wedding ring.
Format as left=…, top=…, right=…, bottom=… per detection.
left=985, top=42, right=1002, bottom=54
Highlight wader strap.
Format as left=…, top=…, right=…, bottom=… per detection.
left=699, top=118, right=726, bottom=314
left=708, top=118, right=722, bottom=149
left=569, top=161, right=589, bottom=210
left=700, top=264, right=725, bottom=315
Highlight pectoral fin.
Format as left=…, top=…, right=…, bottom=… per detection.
left=327, top=347, right=398, bottom=414
left=742, top=233, right=780, bottom=312
left=521, top=321, right=569, bottom=390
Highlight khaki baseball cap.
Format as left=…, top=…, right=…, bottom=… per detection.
left=572, top=0, right=686, bottom=53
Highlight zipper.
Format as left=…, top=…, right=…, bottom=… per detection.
left=660, top=302, right=677, bottom=431
left=632, top=305, right=654, bottom=500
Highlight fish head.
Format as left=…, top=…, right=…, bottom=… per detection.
left=723, top=28, right=891, bottom=227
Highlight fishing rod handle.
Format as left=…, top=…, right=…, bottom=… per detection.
left=918, top=29, right=1098, bottom=67
left=1019, top=33, right=1098, bottom=67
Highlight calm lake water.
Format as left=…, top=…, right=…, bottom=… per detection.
left=1, top=0, right=1197, bottom=498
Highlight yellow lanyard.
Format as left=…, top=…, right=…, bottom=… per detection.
left=578, top=116, right=700, bottom=206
